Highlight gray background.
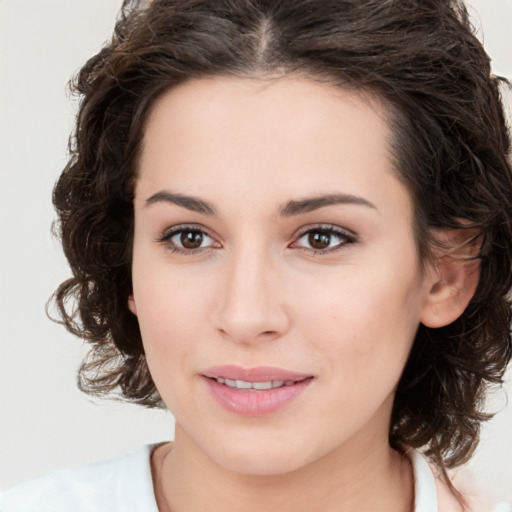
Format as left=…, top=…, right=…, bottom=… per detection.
left=1, top=0, right=511, bottom=501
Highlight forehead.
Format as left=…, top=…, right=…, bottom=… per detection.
left=141, top=75, right=391, bottom=170
left=137, top=75, right=411, bottom=222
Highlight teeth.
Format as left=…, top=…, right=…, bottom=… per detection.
left=216, top=378, right=293, bottom=390
left=252, top=381, right=272, bottom=390
left=235, top=379, right=252, bottom=389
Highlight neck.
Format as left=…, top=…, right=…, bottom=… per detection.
left=152, top=427, right=414, bottom=512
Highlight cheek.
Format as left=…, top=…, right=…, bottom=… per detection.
left=133, top=284, right=207, bottom=416
left=129, top=252, right=213, bottom=390
left=133, top=269, right=210, bottom=350
left=131, top=232, right=214, bottom=337
left=294, top=255, right=424, bottom=378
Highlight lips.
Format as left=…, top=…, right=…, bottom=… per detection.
left=213, top=378, right=297, bottom=390
left=201, top=365, right=314, bottom=416
left=203, top=365, right=311, bottom=382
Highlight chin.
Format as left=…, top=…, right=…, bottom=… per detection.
left=215, top=450, right=304, bottom=476
left=201, top=433, right=309, bottom=476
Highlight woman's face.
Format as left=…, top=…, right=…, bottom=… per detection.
left=130, top=76, right=434, bottom=475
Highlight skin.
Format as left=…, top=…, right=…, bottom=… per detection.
left=129, top=76, right=473, bottom=511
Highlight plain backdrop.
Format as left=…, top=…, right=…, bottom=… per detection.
left=1, top=0, right=511, bottom=501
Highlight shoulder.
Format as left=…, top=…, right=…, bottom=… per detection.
left=411, top=450, right=463, bottom=512
left=0, top=445, right=159, bottom=512
left=411, top=450, right=503, bottom=512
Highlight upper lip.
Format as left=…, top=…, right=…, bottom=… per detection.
left=202, top=365, right=313, bottom=382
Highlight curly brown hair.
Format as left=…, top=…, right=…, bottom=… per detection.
left=52, top=0, right=512, bottom=477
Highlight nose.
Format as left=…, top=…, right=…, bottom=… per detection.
left=213, top=246, right=290, bottom=345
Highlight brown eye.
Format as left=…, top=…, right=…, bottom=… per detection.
left=294, top=226, right=356, bottom=253
left=180, top=230, right=204, bottom=249
left=162, top=227, right=218, bottom=253
left=308, top=231, right=332, bottom=250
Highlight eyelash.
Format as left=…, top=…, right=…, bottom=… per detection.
left=157, top=224, right=358, bottom=255
left=292, top=225, right=358, bottom=254
left=157, top=224, right=219, bottom=254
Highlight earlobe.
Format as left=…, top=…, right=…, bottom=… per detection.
left=128, top=295, right=137, bottom=316
left=420, top=227, right=481, bottom=328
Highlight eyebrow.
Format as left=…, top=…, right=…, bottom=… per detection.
left=145, top=191, right=217, bottom=215
left=145, top=190, right=376, bottom=217
left=280, top=194, right=377, bottom=216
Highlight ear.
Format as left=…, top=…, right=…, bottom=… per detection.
left=420, top=228, right=481, bottom=328
left=128, top=294, right=138, bottom=316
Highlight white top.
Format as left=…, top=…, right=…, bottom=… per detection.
left=0, top=445, right=456, bottom=512
left=0, top=445, right=159, bottom=512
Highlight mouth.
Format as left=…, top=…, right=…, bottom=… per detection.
left=208, top=377, right=309, bottom=391
left=201, top=365, right=314, bottom=416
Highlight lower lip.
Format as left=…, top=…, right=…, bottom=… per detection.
left=203, top=377, right=312, bottom=417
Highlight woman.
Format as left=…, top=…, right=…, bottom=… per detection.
left=2, top=0, right=511, bottom=510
